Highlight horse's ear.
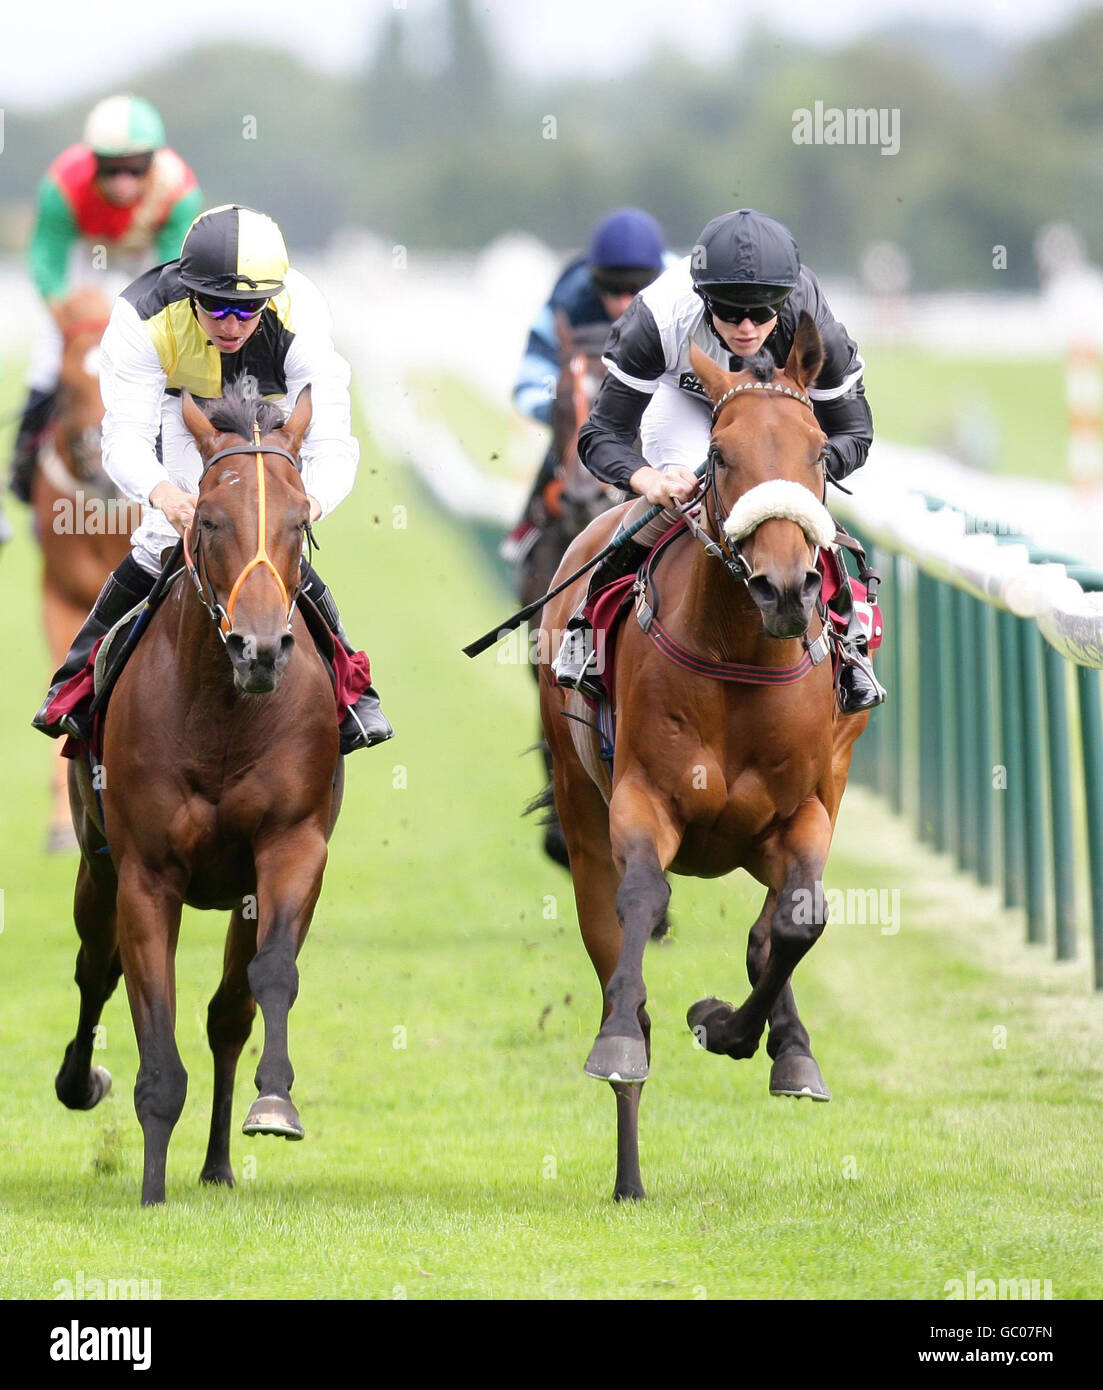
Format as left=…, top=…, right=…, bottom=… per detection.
left=785, top=311, right=824, bottom=393
left=281, top=384, right=313, bottom=454
left=689, top=342, right=731, bottom=404
left=180, top=389, right=218, bottom=455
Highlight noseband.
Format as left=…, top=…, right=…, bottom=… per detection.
left=184, top=423, right=305, bottom=643
left=684, top=379, right=824, bottom=586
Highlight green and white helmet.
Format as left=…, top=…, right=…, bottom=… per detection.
left=83, top=94, right=166, bottom=157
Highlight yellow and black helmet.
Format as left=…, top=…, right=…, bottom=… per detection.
left=179, top=205, right=288, bottom=301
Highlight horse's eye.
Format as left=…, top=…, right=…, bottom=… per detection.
left=200, top=517, right=216, bottom=533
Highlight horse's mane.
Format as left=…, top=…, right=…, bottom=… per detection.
left=202, top=377, right=286, bottom=438
left=742, top=348, right=776, bottom=383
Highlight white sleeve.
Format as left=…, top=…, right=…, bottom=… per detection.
left=282, top=271, right=359, bottom=519
left=99, top=297, right=171, bottom=505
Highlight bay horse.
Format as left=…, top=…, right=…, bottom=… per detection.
left=522, top=314, right=621, bottom=866
left=538, top=314, right=871, bottom=1200
left=32, top=288, right=141, bottom=851
left=53, top=380, right=344, bottom=1205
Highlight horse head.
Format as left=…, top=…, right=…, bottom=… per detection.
left=181, top=383, right=313, bottom=695
left=689, top=312, right=834, bottom=640
left=55, top=288, right=111, bottom=485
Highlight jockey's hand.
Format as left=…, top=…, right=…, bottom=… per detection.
left=149, top=481, right=199, bottom=537
left=629, top=464, right=699, bottom=509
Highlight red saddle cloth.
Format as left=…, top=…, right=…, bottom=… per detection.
left=578, top=528, right=883, bottom=706
left=46, top=632, right=372, bottom=761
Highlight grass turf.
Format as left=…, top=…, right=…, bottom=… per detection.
left=0, top=388, right=1099, bottom=1300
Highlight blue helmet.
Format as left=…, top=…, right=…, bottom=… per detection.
left=588, top=208, right=665, bottom=294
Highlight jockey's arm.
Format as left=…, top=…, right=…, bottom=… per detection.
left=577, top=296, right=698, bottom=507
left=155, top=185, right=205, bottom=263
left=28, top=176, right=79, bottom=314
left=801, top=274, right=874, bottom=481
left=512, top=301, right=560, bottom=426
left=281, top=271, right=359, bottom=522
left=99, top=297, right=180, bottom=513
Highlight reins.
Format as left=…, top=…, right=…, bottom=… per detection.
left=185, top=424, right=307, bottom=643
left=632, top=378, right=834, bottom=683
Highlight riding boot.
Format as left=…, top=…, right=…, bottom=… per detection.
left=32, top=554, right=155, bottom=740
left=299, top=561, right=394, bottom=753
left=551, top=495, right=683, bottom=695
left=9, top=386, right=58, bottom=504
left=837, top=639, right=887, bottom=713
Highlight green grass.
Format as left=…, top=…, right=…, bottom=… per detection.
left=408, top=370, right=544, bottom=483
left=863, top=347, right=1069, bottom=484
left=0, top=397, right=1099, bottom=1301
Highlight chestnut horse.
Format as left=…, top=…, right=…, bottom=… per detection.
left=54, top=381, right=344, bottom=1205
left=32, top=288, right=141, bottom=850
left=539, top=315, right=870, bottom=1200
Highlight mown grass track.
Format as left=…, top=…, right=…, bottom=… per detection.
left=0, top=402, right=1099, bottom=1300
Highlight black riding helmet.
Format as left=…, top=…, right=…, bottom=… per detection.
left=178, top=204, right=288, bottom=301
left=691, top=208, right=801, bottom=313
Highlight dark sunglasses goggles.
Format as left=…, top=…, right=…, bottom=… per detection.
left=194, top=292, right=270, bottom=321
left=95, top=154, right=154, bottom=179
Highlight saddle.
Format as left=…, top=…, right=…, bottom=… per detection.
left=51, top=546, right=368, bottom=762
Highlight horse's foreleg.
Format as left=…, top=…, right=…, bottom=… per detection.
left=201, top=907, right=258, bottom=1186
left=55, top=856, right=120, bottom=1111
left=585, top=781, right=679, bottom=1087
left=115, top=863, right=187, bottom=1206
left=690, top=798, right=832, bottom=1064
left=242, top=829, right=327, bottom=1142
left=746, top=892, right=830, bottom=1101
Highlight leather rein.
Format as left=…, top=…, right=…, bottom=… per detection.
left=184, top=424, right=308, bottom=644
left=634, top=379, right=834, bottom=684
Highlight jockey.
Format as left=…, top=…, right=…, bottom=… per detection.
left=553, top=207, right=885, bottom=713
left=32, top=204, right=393, bottom=754
left=503, top=208, right=668, bottom=560
left=7, top=94, right=203, bottom=511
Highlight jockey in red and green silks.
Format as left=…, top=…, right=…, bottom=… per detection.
left=7, top=94, right=203, bottom=512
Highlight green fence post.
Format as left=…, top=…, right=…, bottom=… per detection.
left=1019, top=619, right=1050, bottom=945
left=917, top=572, right=941, bottom=847
left=1076, top=665, right=1103, bottom=990
left=890, top=552, right=906, bottom=817
left=935, top=581, right=957, bottom=855
left=1042, top=642, right=1077, bottom=961
left=997, top=611, right=1025, bottom=909
left=974, top=599, right=998, bottom=886
left=954, top=587, right=977, bottom=875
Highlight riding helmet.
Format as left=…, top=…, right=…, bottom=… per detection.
left=179, top=205, right=289, bottom=301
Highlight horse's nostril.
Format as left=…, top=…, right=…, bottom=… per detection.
left=747, top=574, right=777, bottom=610
left=802, top=569, right=823, bottom=605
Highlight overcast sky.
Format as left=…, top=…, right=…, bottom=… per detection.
left=1, top=0, right=1097, bottom=110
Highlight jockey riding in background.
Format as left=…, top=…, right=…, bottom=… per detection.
left=502, top=207, right=670, bottom=559
left=553, top=206, right=885, bottom=714
left=32, top=203, right=393, bottom=755
left=7, top=94, right=203, bottom=513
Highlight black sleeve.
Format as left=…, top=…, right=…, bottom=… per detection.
left=576, top=294, right=667, bottom=491
left=815, top=381, right=874, bottom=482
left=577, top=373, right=652, bottom=491
left=803, top=274, right=874, bottom=481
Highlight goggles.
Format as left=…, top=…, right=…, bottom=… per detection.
left=194, top=292, right=270, bottom=321
left=95, top=154, right=154, bottom=180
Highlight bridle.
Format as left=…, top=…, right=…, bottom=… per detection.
left=184, top=423, right=306, bottom=644
left=680, top=378, right=824, bottom=588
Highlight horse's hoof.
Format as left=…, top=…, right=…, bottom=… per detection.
left=200, top=1165, right=235, bottom=1187
left=613, top=1184, right=646, bottom=1202
left=584, top=1035, right=648, bottom=1083
left=242, top=1095, right=304, bottom=1140
left=769, top=1052, right=831, bottom=1101
left=687, top=997, right=733, bottom=1053
left=69, top=1065, right=112, bottom=1111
